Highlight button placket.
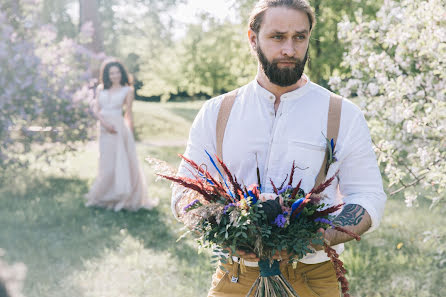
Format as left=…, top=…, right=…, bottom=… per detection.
left=262, top=102, right=284, bottom=189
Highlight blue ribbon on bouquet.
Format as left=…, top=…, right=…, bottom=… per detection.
left=205, top=150, right=235, bottom=199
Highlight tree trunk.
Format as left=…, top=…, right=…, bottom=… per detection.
left=312, top=0, right=321, bottom=83
left=79, top=0, right=104, bottom=53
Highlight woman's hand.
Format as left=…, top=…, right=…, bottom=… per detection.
left=103, top=123, right=117, bottom=134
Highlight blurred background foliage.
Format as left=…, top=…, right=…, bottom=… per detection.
left=35, top=0, right=383, bottom=99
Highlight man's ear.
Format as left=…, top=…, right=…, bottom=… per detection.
left=248, top=29, right=258, bottom=51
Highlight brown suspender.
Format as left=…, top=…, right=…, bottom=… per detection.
left=216, top=89, right=239, bottom=162
left=216, top=90, right=343, bottom=188
left=314, top=94, right=343, bottom=187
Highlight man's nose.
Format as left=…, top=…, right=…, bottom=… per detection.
left=281, top=38, right=296, bottom=57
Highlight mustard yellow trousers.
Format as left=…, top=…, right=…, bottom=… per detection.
left=208, top=260, right=340, bottom=297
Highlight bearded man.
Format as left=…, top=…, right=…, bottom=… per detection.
left=171, top=1, right=387, bottom=296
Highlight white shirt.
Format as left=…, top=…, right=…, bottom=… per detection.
left=172, top=75, right=387, bottom=264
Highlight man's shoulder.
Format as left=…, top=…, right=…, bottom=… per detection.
left=308, top=81, right=364, bottom=118
left=203, top=83, right=252, bottom=113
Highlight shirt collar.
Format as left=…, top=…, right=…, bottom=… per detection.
left=253, top=74, right=311, bottom=103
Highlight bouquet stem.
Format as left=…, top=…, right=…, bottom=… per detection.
left=246, top=260, right=300, bottom=297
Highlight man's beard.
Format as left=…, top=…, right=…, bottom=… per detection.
left=256, top=44, right=308, bottom=87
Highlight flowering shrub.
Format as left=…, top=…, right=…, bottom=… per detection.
left=329, top=0, right=446, bottom=207
left=0, top=1, right=99, bottom=170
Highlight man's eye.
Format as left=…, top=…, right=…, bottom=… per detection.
left=273, top=35, right=283, bottom=40
left=295, top=35, right=305, bottom=40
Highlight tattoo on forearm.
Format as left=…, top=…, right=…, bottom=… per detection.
left=333, top=204, right=365, bottom=227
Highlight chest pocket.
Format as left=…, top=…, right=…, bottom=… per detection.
left=287, top=139, right=326, bottom=187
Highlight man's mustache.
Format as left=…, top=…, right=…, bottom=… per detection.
left=273, top=59, right=299, bottom=64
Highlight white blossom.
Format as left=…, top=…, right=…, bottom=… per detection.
left=330, top=0, right=446, bottom=207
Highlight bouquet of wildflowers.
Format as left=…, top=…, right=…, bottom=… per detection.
left=148, top=149, right=359, bottom=297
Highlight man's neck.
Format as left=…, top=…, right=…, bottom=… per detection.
left=256, top=67, right=307, bottom=103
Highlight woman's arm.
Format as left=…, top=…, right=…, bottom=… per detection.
left=124, top=86, right=134, bottom=132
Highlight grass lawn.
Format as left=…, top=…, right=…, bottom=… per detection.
left=0, top=100, right=444, bottom=297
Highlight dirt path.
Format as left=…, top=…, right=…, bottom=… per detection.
left=84, top=139, right=187, bottom=151
left=137, top=139, right=187, bottom=147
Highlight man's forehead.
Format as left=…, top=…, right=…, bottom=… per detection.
left=260, top=7, right=310, bottom=34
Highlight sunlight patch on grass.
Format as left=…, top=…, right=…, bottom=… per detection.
left=70, top=235, right=210, bottom=297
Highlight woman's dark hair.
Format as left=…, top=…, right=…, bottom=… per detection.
left=99, top=59, right=133, bottom=89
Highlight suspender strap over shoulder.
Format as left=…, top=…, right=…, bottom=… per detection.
left=216, top=89, right=239, bottom=161
left=314, top=93, right=343, bottom=187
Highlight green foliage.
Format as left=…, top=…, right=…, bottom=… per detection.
left=137, top=16, right=257, bottom=97
left=174, top=18, right=257, bottom=96
left=33, top=0, right=383, bottom=97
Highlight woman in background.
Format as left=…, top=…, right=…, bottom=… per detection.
left=85, top=59, right=157, bottom=211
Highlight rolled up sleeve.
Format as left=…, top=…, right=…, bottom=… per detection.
left=338, top=112, right=387, bottom=233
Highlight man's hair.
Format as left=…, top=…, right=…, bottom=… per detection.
left=249, top=0, right=316, bottom=34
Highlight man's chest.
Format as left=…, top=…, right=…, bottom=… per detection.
left=221, top=102, right=331, bottom=193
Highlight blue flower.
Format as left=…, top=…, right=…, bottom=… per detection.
left=247, top=190, right=258, bottom=204
left=183, top=199, right=201, bottom=212
left=277, top=185, right=292, bottom=195
left=291, top=198, right=305, bottom=217
left=314, top=217, right=335, bottom=228
left=274, top=214, right=287, bottom=228
left=223, top=203, right=236, bottom=214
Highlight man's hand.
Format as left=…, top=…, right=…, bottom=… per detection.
left=272, top=250, right=294, bottom=262
left=222, top=247, right=259, bottom=262
left=235, top=249, right=260, bottom=262
left=311, top=228, right=332, bottom=251
left=223, top=248, right=295, bottom=262
left=313, top=204, right=371, bottom=250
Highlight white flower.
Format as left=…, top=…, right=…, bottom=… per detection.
left=368, top=83, right=379, bottom=96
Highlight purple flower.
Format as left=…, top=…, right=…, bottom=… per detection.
left=278, top=185, right=292, bottom=195
left=223, top=203, right=236, bottom=214
left=274, top=214, right=287, bottom=228
left=183, top=199, right=201, bottom=212
left=314, top=218, right=335, bottom=228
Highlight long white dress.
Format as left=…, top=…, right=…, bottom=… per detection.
left=85, top=86, right=157, bottom=211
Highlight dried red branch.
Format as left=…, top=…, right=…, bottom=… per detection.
left=158, top=174, right=215, bottom=202
left=288, top=161, right=296, bottom=186
left=311, top=170, right=339, bottom=194
left=290, top=179, right=303, bottom=200
left=270, top=178, right=279, bottom=194
left=278, top=174, right=288, bottom=190
left=324, top=243, right=351, bottom=297
left=312, top=204, right=344, bottom=218
left=334, top=226, right=361, bottom=241
left=179, top=154, right=223, bottom=189
left=215, top=154, right=242, bottom=200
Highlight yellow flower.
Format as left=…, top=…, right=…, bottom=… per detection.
left=239, top=199, right=249, bottom=210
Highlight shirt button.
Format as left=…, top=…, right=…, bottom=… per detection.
left=270, top=96, right=274, bottom=101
